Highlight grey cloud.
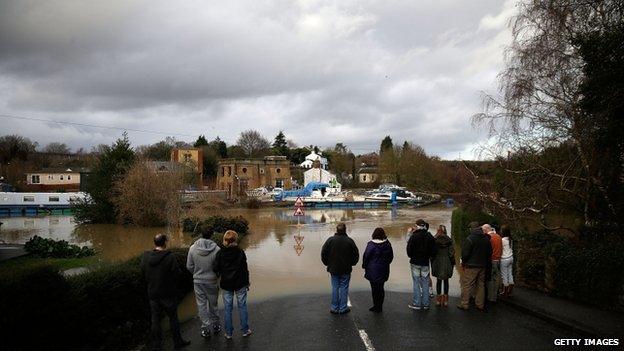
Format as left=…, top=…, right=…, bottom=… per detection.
left=0, top=0, right=514, bottom=159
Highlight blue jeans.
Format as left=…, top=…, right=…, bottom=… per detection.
left=222, top=287, right=249, bottom=336
left=330, top=273, right=351, bottom=313
left=411, top=264, right=430, bottom=307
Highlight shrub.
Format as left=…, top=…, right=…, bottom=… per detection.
left=183, top=215, right=249, bottom=236
left=114, top=159, right=184, bottom=226
left=451, top=207, right=498, bottom=244
left=0, top=264, right=72, bottom=350
left=243, top=197, right=262, bottom=209
left=24, top=235, right=95, bottom=258
left=549, top=239, right=624, bottom=309
left=0, top=249, right=192, bottom=350
left=513, top=229, right=624, bottom=310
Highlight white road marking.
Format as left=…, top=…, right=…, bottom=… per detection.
left=358, top=329, right=376, bottom=351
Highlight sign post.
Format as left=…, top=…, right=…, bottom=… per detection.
left=293, top=197, right=305, bottom=255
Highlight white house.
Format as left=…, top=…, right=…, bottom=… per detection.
left=300, top=151, right=328, bottom=170
left=304, top=168, right=341, bottom=191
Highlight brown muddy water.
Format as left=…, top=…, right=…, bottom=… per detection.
left=0, top=206, right=460, bottom=320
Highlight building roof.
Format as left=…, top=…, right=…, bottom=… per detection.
left=218, top=156, right=289, bottom=164
left=358, top=167, right=379, bottom=174
left=28, top=167, right=91, bottom=174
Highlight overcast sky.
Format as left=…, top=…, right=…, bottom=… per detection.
left=0, top=0, right=516, bottom=159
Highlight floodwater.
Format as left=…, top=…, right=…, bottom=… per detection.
left=0, top=206, right=460, bottom=319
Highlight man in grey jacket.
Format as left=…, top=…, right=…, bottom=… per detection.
left=187, top=227, right=221, bottom=338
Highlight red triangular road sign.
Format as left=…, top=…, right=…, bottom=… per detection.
left=294, top=197, right=304, bottom=207
left=293, top=207, right=305, bottom=216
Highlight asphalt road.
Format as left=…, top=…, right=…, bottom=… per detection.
left=162, top=291, right=582, bottom=351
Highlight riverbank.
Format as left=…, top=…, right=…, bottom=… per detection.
left=155, top=291, right=596, bottom=351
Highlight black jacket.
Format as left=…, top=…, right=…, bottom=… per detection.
left=461, top=229, right=493, bottom=268
left=406, top=229, right=437, bottom=266
left=213, top=245, right=250, bottom=291
left=140, top=249, right=181, bottom=299
left=321, top=233, right=359, bottom=275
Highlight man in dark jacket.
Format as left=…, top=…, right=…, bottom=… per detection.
left=140, top=234, right=190, bottom=350
left=458, top=226, right=493, bottom=311
left=321, top=223, right=359, bottom=314
left=406, top=219, right=436, bottom=310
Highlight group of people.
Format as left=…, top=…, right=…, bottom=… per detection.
left=140, top=219, right=514, bottom=350
left=140, top=228, right=250, bottom=351
left=320, top=219, right=457, bottom=313
left=320, top=219, right=514, bottom=313
left=457, top=222, right=515, bottom=311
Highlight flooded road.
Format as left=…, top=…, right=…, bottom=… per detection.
left=1, top=206, right=459, bottom=318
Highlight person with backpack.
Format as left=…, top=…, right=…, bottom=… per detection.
left=406, top=219, right=437, bottom=310
left=186, top=226, right=221, bottom=339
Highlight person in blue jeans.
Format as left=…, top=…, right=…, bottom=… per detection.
left=213, top=230, right=251, bottom=339
left=406, top=219, right=437, bottom=310
left=321, top=223, right=359, bottom=314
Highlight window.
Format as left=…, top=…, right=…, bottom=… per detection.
left=260, top=168, right=265, bottom=174
left=48, top=175, right=53, bottom=180
left=228, top=167, right=232, bottom=176
left=221, top=167, right=225, bottom=177
left=31, top=175, right=40, bottom=184
left=276, top=168, right=281, bottom=174
left=23, top=196, right=35, bottom=202
left=363, top=175, right=367, bottom=182
left=60, top=175, right=64, bottom=180
left=67, top=175, right=71, bottom=180
left=49, top=196, right=60, bottom=202
left=242, top=167, right=247, bottom=174
left=276, top=179, right=284, bottom=188
left=183, top=153, right=192, bottom=162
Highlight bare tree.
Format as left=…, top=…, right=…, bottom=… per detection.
left=114, top=159, right=184, bottom=226
left=472, top=0, right=624, bottom=230
left=236, top=130, right=271, bottom=157
left=43, top=142, right=71, bottom=154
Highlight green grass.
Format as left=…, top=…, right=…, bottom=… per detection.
left=0, top=254, right=100, bottom=271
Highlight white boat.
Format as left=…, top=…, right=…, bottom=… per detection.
left=364, top=184, right=423, bottom=203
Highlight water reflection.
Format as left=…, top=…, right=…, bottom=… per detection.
left=0, top=206, right=457, bottom=303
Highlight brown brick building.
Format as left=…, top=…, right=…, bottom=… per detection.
left=217, top=156, right=292, bottom=198
left=170, top=148, right=204, bottom=188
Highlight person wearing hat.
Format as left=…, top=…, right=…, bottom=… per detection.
left=458, top=225, right=493, bottom=311
left=140, top=234, right=190, bottom=350
left=406, top=219, right=437, bottom=310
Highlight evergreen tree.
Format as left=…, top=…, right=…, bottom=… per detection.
left=74, top=133, right=135, bottom=223
left=272, top=131, right=289, bottom=157
left=380, top=136, right=393, bottom=154
left=194, top=135, right=208, bottom=147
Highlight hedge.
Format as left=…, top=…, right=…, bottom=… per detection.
left=24, top=235, right=96, bottom=258
left=453, top=206, right=624, bottom=310
left=450, top=207, right=498, bottom=244
left=515, top=230, right=624, bottom=310
left=0, top=248, right=192, bottom=351
left=182, top=215, right=249, bottom=235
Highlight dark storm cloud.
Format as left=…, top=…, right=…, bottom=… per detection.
left=0, top=0, right=516, bottom=159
